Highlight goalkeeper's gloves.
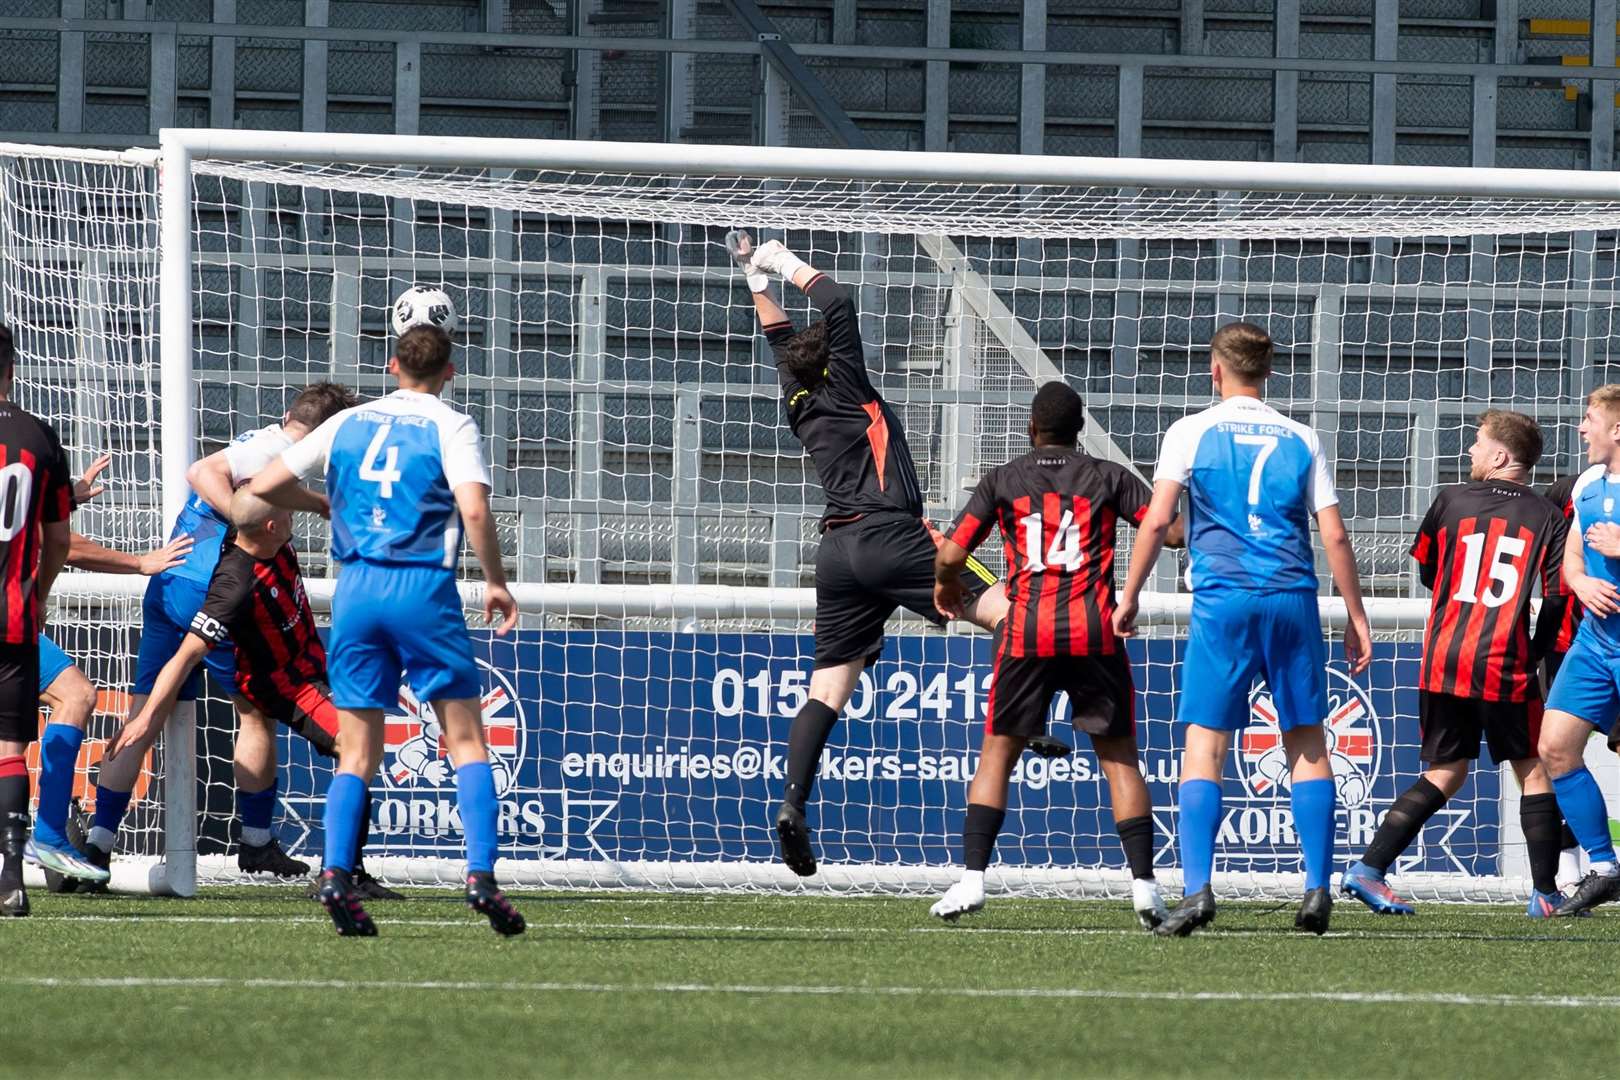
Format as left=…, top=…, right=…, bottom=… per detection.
left=749, top=239, right=810, bottom=284
left=724, top=229, right=772, bottom=294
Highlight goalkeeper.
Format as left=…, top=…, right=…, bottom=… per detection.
left=727, top=230, right=1008, bottom=877
left=104, top=490, right=397, bottom=896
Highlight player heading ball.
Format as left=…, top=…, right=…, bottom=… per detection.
left=251, top=324, right=523, bottom=937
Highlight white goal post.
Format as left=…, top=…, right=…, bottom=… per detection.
left=9, top=130, right=1620, bottom=900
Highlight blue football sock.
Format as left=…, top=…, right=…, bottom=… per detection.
left=456, top=761, right=499, bottom=875
left=237, top=780, right=277, bottom=847
left=323, top=772, right=367, bottom=874
left=1551, top=767, right=1618, bottom=865
left=91, top=784, right=134, bottom=851
left=1179, top=778, right=1221, bottom=895
left=34, top=723, right=84, bottom=848
left=1291, top=777, right=1336, bottom=891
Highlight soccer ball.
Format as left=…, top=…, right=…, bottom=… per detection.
left=391, top=284, right=458, bottom=337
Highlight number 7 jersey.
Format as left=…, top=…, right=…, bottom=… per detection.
left=1155, top=396, right=1337, bottom=593
left=1411, top=480, right=1566, bottom=702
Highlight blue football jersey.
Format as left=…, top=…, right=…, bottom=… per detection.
left=281, top=389, right=491, bottom=568
left=165, top=425, right=291, bottom=585
left=1570, top=464, right=1620, bottom=649
left=1155, top=396, right=1337, bottom=593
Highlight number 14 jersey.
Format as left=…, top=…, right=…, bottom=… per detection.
left=948, top=448, right=1151, bottom=658
left=1412, top=480, right=1567, bottom=703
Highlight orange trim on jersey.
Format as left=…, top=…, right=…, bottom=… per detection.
left=860, top=401, right=889, bottom=491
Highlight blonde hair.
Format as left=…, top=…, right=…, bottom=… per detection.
left=1589, top=384, right=1620, bottom=420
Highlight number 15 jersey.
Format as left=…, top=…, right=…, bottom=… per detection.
left=1411, top=480, right=1566, bottom=703
left=1155, top=396, right=1337, bottom=594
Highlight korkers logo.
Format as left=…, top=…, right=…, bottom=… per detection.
left=1237, top=664, right=1380, bottom=807
left=382, top=657, right=525, bottom=796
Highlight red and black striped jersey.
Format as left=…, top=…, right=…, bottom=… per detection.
left=1412, top=480, right=1567, bottom=702
left=1543, top=473, right=1585, bottom=654
left=0, top=401, right=72, bottom=644
left=765, top=275, right=925, bottom=525
left=190, top=541, right=325, bottom=701
left=948, top=448, right=1151, bottom=658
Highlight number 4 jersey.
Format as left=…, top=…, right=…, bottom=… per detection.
left=279, top=388, right=491, bottom=568
left=1411, top=480, right=1567, bottom=703
left=948, top=447, right=1151, bottom=658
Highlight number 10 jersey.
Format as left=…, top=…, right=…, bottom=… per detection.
left=1411, top=480, right=1567, bottom=703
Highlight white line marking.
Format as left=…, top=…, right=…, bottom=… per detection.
left=19, top=915, right=1611, bottom=943
left=2, top=975, right=1615, bottom=1009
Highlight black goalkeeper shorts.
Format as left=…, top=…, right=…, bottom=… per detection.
left=813, top=511, right=996, bottom=669
left=1418, top=690, right=1541, bottom=766
left=986, top=651, right=1136, bottom=741
left=0, top=641, right=40, bottom=744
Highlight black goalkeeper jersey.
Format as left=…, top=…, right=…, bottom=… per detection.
left=765, top=275, right=924, bottom=525
left=947, top=448, right=1151, bottom=658
left=1411, top=479, right=1567, bottom=703
left=0, top=400, right=71, bottom=644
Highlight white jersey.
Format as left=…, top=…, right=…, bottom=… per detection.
left=166, top=423, right=292, bottom=585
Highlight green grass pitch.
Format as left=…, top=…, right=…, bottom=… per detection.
left=1, top=887, right=1615, bottom=1079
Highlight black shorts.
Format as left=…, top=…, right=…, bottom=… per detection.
left=0, top=641, right=39, bottom=744
left=986, top=650, right=1136, bottom=741
left=813, top=511, right=996, bottom=668
left=1541, top=649, right=1566, bottom=698
left=1418, top=690, right=1541, bottom=765
left=240, top=678, right=338, bottom=759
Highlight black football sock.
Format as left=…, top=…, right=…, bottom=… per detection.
left=1520, top=793, right=1565, bottom=895
left=963, top=803, right=1007, bottom=872
left=0, top=757, right=28, bottom=886
left=783, top=699, right=839, bottom=811
left=1561, top=822, right=1579, bottom=851
left=1115, top=814, right=1156, bottom=880
left=1361, top=777, right=1448, bottom=874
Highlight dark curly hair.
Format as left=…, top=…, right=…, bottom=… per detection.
left=778, top=321, right=828, bottom=392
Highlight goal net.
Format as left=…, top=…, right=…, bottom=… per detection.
left=11, top=132, right=1620, bottom=900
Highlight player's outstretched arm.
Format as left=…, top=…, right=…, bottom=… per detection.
left=107, top=633, right=210, bottom=758
left=247, top=458, right=329, bottom=518
left=1114, top=480, right=1182, bottom=638
left=1316, top=504, right=1371, bottom=675
left=453, top=481, right=518, bottom=635
left=66, top=533, right=193, bottom=576
left=1564, top=516, right=1620, bottom=615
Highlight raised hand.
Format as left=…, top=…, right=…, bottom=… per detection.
left=74, top=453, right=112, bottom=504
